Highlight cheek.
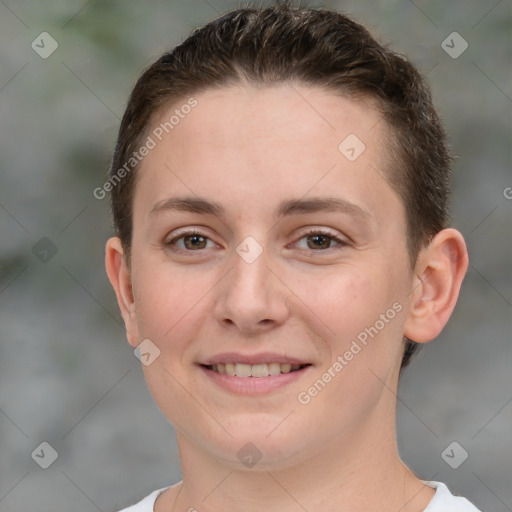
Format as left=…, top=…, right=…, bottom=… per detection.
left=298, top=266, right=383, bottom=338
left=131, top=257, right=214, bottom=353
left=298, top=263, right=407, bottom=370
left=131, top=259, right=214, bottom=430
left=291, top=270, right=405, bottom=438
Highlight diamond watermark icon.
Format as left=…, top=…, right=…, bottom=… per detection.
left=338, top=134, right=366, bottom=162
left=441, top=32, right=468, bottom=59
left=31, top=442, right=58, bottom=469
left=31, top=32, right=59, bottom=59
left=134, top=338, right=161, bottom=366
left=237, top=442, right=262, bottom=468
left=32, top=237, right=58, bottom=263
left=441, top=441, right=468, bottom=469
left=236, top=236, right=263, bottom=264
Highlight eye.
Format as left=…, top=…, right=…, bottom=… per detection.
left=164, top=228, right=348, bottom=254
left=293, top=229, right=348, bottom=251
left=164, top=230, right=216, bottom=251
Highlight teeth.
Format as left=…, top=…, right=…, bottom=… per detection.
left=209, top=362, right=306, bottom=377
left=235, top=363, right=252, bottom=377
left=251, top=364, right=268, bottom=377
left=280, top=363, right=292, bottom=373
left=268, top=362, right=281, bottom=375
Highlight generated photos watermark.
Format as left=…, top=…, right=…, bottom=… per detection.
left=93, top=97, right=198, bottom=200
left=297, top=301, right=403, bottom=405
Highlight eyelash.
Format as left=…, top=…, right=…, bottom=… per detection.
left=164, top=228, right=348, bottom=254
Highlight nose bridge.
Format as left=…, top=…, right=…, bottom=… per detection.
left=225, top=240, right=272, bottom=310
left=231, top=243, right=269, bottom=297
left=214, top=238, right=289, bottom=331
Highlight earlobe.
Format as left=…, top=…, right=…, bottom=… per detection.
left=105, top=237, right=139, bottom=347
left=404, top=228, right=469, bottom=343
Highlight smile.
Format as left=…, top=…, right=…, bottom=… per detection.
left=198, top=361, right=313, bottom=395
left=204, top=362, right=309, bottom=377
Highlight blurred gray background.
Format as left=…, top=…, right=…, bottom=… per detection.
left=0, top=1, right=510, bottom=511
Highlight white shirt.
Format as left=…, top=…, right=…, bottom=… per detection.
left=117, top=480, right=481, bottom=511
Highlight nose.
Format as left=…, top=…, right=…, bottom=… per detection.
left=213, top=245, right=290, bottom=334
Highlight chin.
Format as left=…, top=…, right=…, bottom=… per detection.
left=202, top=420, right=312, bottom=470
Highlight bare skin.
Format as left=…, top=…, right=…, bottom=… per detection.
left=106, top=84, right=468, bottom=511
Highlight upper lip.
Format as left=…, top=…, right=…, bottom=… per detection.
left=199, top=352, right=312, bottom=366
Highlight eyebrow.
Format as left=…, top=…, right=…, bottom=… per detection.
left=149, top=196, right=371, bottom=221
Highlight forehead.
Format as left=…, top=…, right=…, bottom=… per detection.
left=150, top=84, right=384, bottom=162
left=133, top=84, right=398, bottom=225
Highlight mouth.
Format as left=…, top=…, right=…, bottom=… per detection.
left=197, top=352, right=314, bottom=394
left=201, top=362, right=311, bottom=378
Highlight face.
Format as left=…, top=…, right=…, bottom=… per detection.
left=121, top=84, right=416, bottom=468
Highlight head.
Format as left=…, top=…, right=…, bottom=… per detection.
left=105, top=3, right=467, bottom=468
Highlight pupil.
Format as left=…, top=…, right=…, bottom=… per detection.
left=185, top=235, right=206, bottom=249
left=309, top=234, right=329, bottom=249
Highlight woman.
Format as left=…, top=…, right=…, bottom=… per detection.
left=105, top=3, right=479, bottom=511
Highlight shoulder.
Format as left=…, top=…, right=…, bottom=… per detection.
left=424, top=481, right=482, bottom=512
left=116, top=486, right=171, bottom=512
left=116, top=480, right=481, bottom=511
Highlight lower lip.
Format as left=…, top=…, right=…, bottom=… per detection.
left=198, top=365, right=312, bottom=395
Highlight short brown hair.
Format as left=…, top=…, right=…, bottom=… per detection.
left=109, top=2, right=453, bottom=369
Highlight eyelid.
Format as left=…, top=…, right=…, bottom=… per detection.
left=290, top=227, right=350, bottom=250
left=164, top=228, right=219, bottom=252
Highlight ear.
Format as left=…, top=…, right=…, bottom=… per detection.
left=105, top=237, right=139, bottom=347
left=404, top=228, right=468, bottom=343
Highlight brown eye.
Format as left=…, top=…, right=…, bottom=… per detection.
left=164, top=231, right=215, bottom=252
left=306, top=233, right=333, bottom=250
left=183, top=234, right=208, bottom=250
left=293, top=229, right=347, bottom=251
